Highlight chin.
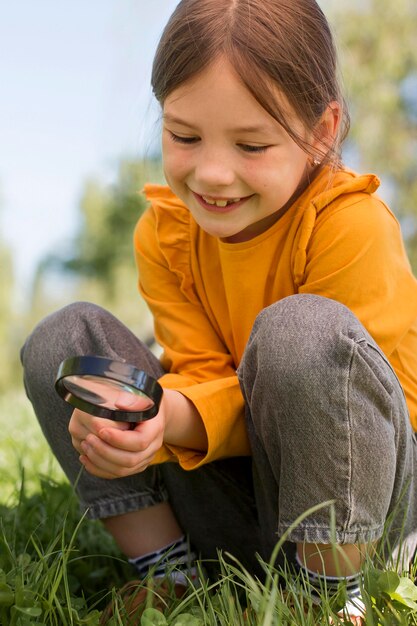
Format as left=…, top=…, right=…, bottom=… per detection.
left=203, top=227, right=235, bottom=240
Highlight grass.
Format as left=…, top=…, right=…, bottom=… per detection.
left=1, top=390, right=417, bottom=625
left=0, top=390, right=65, bottom=501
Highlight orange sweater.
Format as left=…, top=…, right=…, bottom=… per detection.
left=134, top=167, right=417, bottom=469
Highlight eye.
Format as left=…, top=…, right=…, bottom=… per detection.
left=168, top=131, right=199, bottom=145
left=238, top=143, right=270, bottom=154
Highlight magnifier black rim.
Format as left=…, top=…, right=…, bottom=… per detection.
left=55, top=355, right=163, bottom=422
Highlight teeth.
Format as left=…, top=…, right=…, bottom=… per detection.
left=202, top=196, right=241, bottom=207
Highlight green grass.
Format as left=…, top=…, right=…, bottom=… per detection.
left=0, top=390, right=65, bottom=501
left=1, top=390, right=417, bottom=625
left=0, top=390, right=133, bottom=625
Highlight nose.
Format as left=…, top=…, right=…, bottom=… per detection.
left=193, top=145, right=235, bottom=189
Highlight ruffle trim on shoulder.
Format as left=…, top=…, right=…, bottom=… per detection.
left=142, top=184, right=198, bottom=302
left=293, top=173, right=380, bottom=287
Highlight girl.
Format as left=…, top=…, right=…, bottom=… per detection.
left=21, top=0, right=417, bottom=622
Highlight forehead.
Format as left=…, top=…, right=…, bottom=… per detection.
left=163, top=58, right=257, bottom=109
left=162, top=57, right=294, bottom=132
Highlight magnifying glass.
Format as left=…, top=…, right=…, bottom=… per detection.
left=55, top=355, right=163, bottom=424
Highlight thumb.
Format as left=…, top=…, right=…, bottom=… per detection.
left=114, top=391, right=154, bottom=412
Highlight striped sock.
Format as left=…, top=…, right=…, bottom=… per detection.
left=128, top=535, right=199, bottom=587
left=294, top=552, right=364, bottom=617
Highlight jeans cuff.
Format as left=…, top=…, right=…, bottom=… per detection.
left=80, top=489, right=169, bottom=520
left=278, top=522, right=384, bottom=545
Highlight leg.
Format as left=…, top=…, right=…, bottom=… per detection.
left=161, top=457, right=268, bottom=577
left=238, top=294, right=417, bottom=571
left=102, top=504, right=184, bottom=558
left=21, top=302, right=265, bottom=577
left=21, top=302, right=177, bottom=547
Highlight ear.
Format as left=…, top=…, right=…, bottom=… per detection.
left=311, top=101, right=341, bottom=162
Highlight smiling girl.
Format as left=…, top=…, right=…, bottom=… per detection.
left=22, top=0, right=417, bottom=623
left=161, top=57, right=325, bottom=242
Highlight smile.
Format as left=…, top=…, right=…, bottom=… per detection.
left=192, top=191, right=252, bottom=212
left=201, top=195, right=242, bottom=207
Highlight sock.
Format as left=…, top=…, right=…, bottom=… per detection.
left=128, top=535, right=199, bottom=587
left=294, top=552, right=364, bottom=617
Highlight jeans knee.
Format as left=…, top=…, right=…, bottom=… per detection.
left=255, top=293, right=355, bottom=342
left=21, top=302, right=102, bottom=385
left=24, top=301, right=106, bottom=348
left=249, top=295, right=356, bottom=378
left=238, top=294, right=374, bottom=420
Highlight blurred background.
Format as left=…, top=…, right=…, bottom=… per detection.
left=0, top=0, right=416, bottom=395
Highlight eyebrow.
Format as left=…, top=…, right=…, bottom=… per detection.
left=163, top=113, right=274, bottom=135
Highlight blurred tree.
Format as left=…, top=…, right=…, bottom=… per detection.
left=330, top=0, right=417, bottom=264
left=30, top=158, right=164, bottom=340
left=59, top=159, right=164, bottom=295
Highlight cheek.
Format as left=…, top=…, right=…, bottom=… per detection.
left=162, top=146, right=190, bottom=183
left=240, top=160, right=266, bottom=189
left=241, top=160, right=279, bottom=193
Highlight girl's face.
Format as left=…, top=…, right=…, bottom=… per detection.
left=162, top=57, right=316, bottom=243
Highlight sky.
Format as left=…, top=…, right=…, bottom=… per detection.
left=0, top=0, right=178, bottom=299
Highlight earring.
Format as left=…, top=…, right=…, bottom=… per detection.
left=312, top=157, right=321, bottom=166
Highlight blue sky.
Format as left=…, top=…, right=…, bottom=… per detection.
left=0, top=0, right=178, bottom=296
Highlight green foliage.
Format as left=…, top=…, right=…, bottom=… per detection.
left=0, top=474, right=132, bottom=625
left=0, top=392, right=65, bottom=502
left=364, top=567, right=417, bottom=622
left=140, top=608, right=203, bottom=625
left=1, top=467, right=417, bottom=624
left=37, top=159, right=164, bottom=298
left=0, top=391, right=129, bottom=625
left=101, top=555, right=417, bottom=625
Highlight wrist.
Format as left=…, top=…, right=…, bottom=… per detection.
left=160, top=388, right=208, bottom=451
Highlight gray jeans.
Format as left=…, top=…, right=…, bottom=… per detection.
left=21, top=295, right=417, bottom=572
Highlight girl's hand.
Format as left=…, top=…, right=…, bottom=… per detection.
left=69, top=388, right=207, bottom=479
left=69, top=397, right=168, bottom=479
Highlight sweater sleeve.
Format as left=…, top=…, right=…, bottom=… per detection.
left=134, top=201, right=250, bottom=470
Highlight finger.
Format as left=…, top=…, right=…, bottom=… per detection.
left=68, top=410, right=88, bottom=439
left=114, top=393, right=154, bottom=412
left=70, top=408, right=131, bottom=434
left=79, top=455, right=126, bottom=479
left=80, top=433, right=159, bottom=472
left=69, top=409, right=132, bottom=452
left=79, top=440, right=156, bottom=478
left=80, top=455, right=153, bottom=479
left=79, top=456, right=152, bottom=479
left=97, top=420, right=163, bottom=453
left=69, top=419, right=91, bottom=453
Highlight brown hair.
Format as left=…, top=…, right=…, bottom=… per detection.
left=151, top=0, right=350, bottom=166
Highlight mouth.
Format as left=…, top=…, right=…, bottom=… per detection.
left=201, top=195, right=242, bottom=207
left=192, top=191, right=252, bottom=212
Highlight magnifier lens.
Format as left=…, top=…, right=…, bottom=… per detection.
left=62, top=375, right=155, bottom=411
left=55, top=356, right=163, bottom=422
